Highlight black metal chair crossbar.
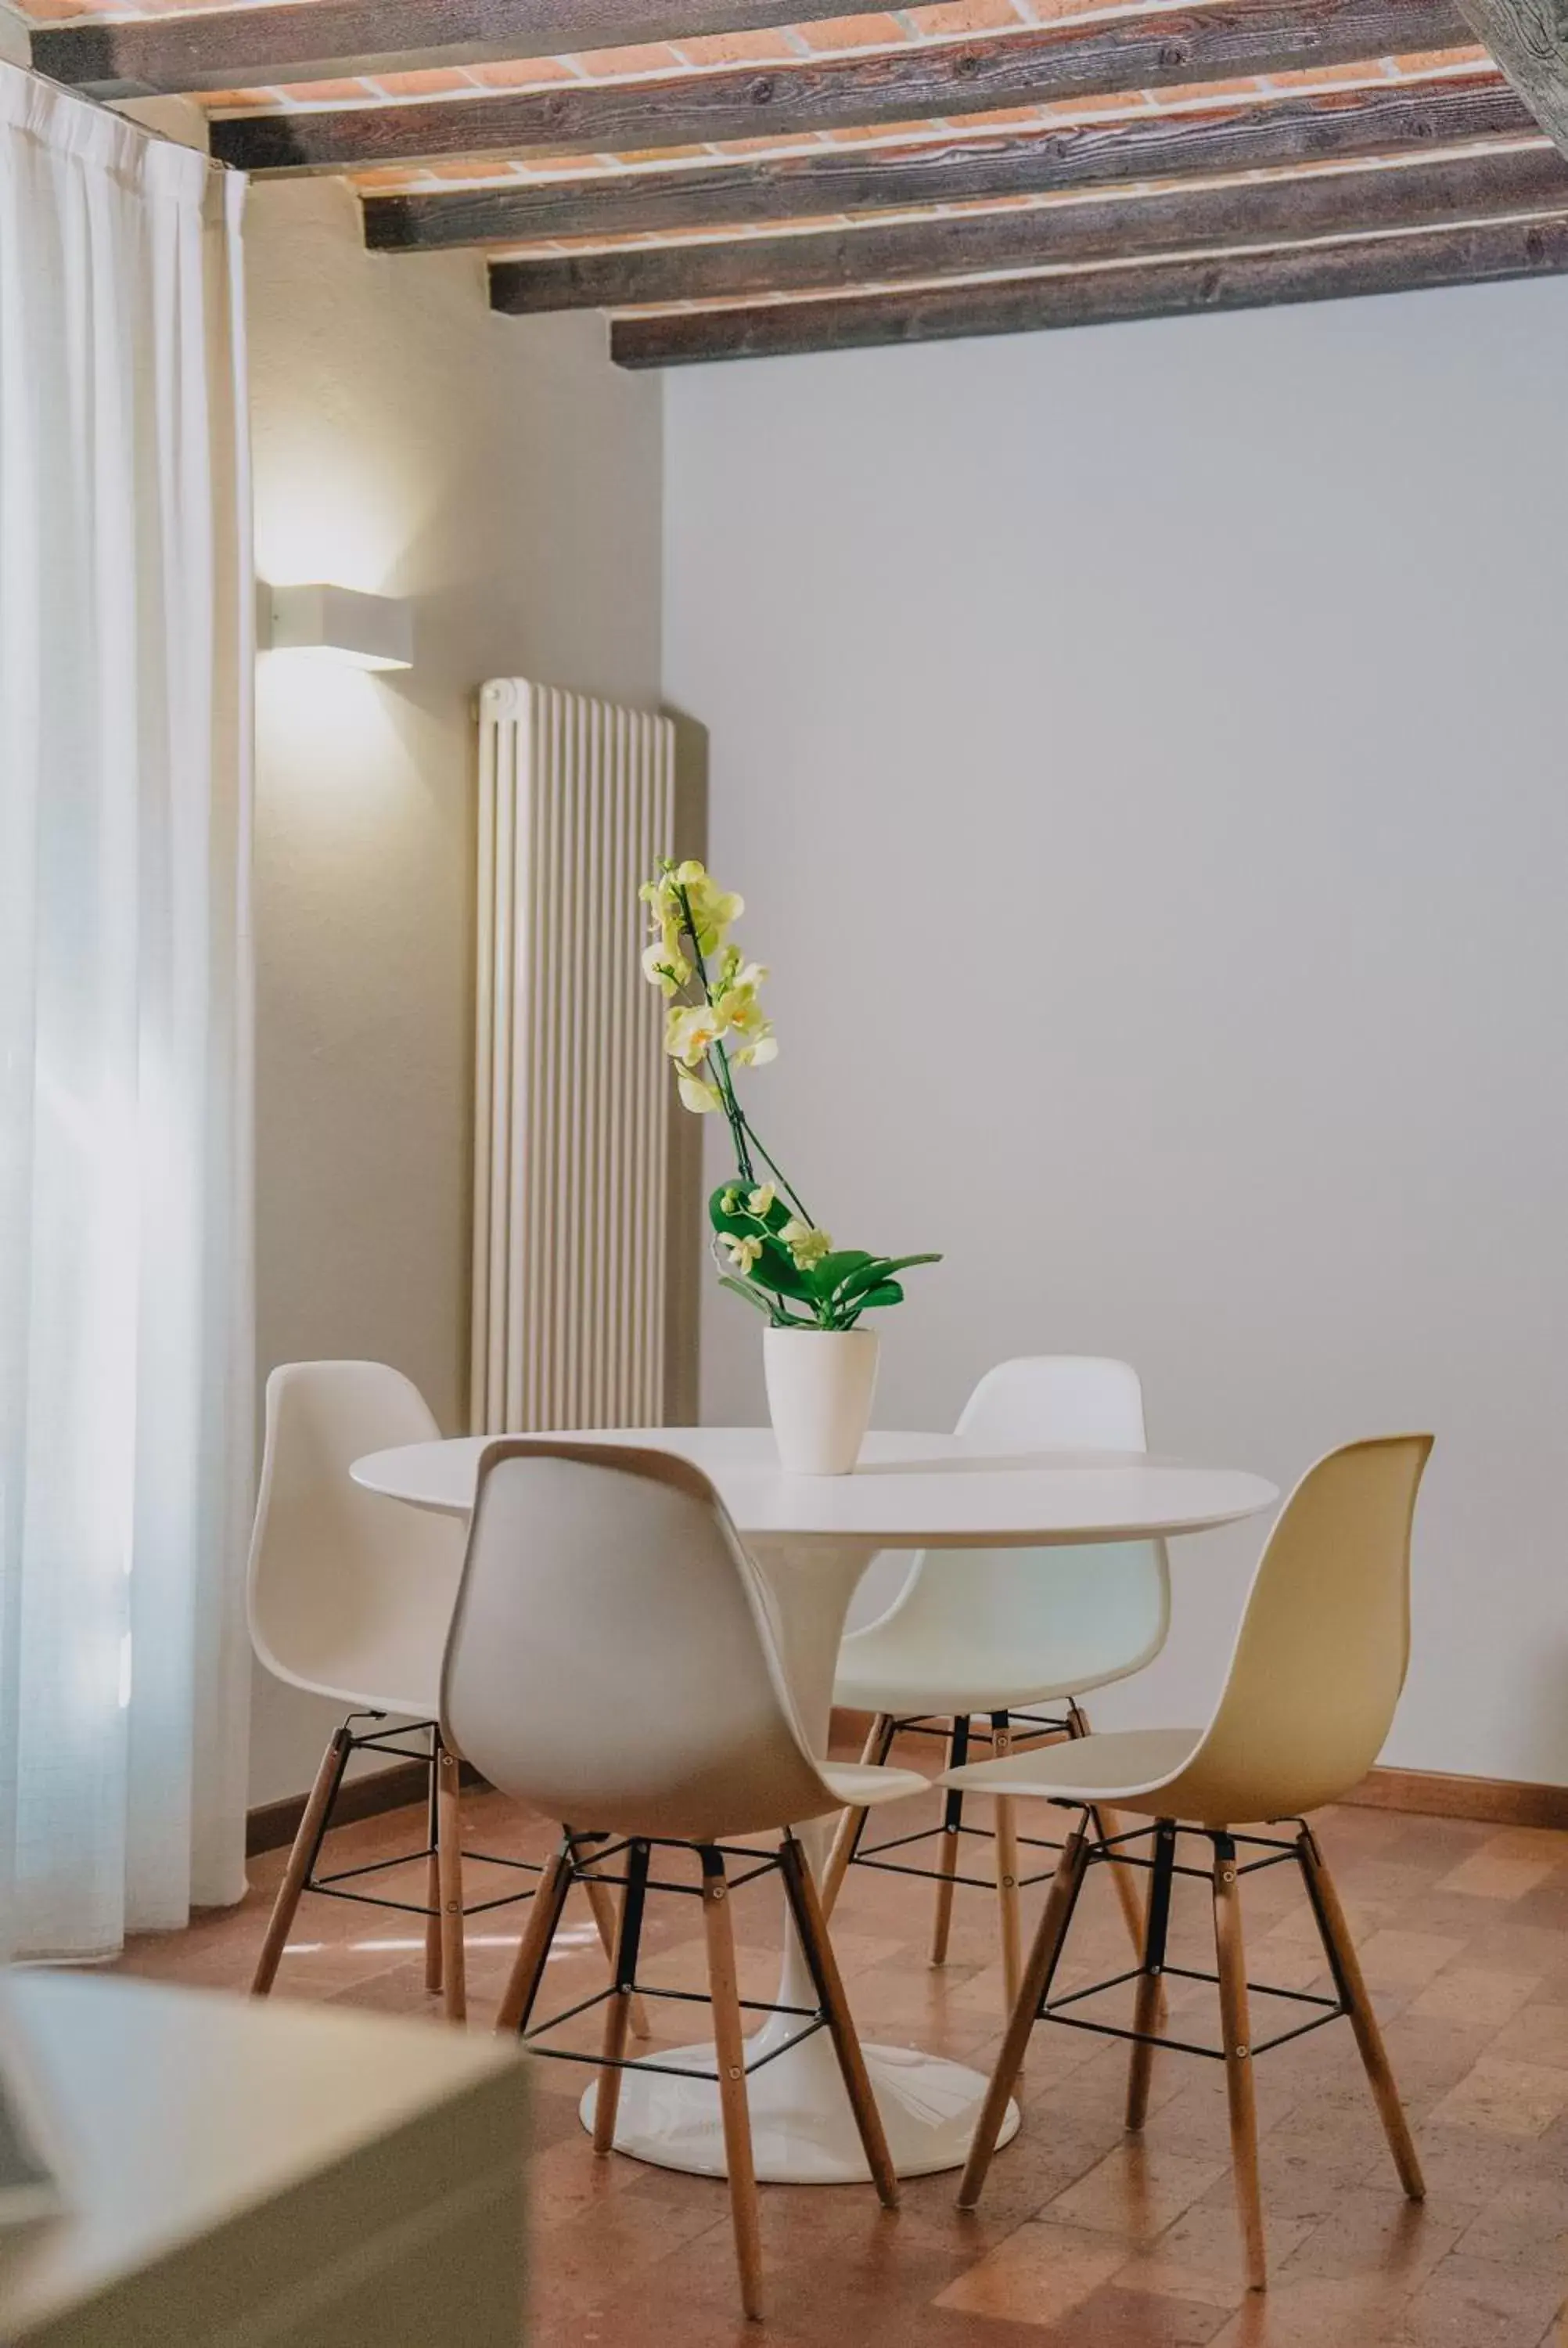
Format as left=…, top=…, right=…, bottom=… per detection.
left=503, top=1834, right=847, bottom=2085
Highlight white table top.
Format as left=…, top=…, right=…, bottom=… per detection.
left=352, top=1426, right=1278, bottom=1548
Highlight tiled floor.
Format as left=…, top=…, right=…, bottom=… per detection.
left=114, top=1748, right=1568, bottom=2345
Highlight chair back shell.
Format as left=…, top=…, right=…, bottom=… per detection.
left=856, top=1357, right=1170, bottom=1697
left=441, top=1442, right=844, bottom=1844
left=1160, top=1435, right=1433, bottom=1825
left=247, top=1361, right=463, bottom=1716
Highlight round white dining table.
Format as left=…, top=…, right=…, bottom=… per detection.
left=351, top=1426, right=1278, bottom=2185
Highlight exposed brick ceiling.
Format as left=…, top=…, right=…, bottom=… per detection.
left=16, top=2, right=1568, bottom=362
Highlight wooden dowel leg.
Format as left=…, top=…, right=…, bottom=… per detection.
left=1297, top=1825, right=1425, bottom=2201
left=1213, top=1832, right=1268, bottom=2293
left=780, top=1836, right=898, bottom=2209
left=958, top=1823, right=1089, bottom=2210
left=251, top=1725, right=352, bottom=1997
left=424, top=1735, right=443, bottom=1996
left=703, top=1849, right=764, bottom=2323
left=991, top=1714, right=1023, bottom=2013
left=820, top=1713, right=894, bottom=1920
left=495, top=1839, right=572, bottom=2037
left=592, top=1841, right=649, bottom=2158
left=931, top=1716, right=970, bottom=1968
left=1066, top=1703, right=1163, bottom=2025
left=1096, top=1804, right=1152, bottom=1966
left=436, top=1740, right=466, bottom=2025
left=1125, top=1819, right=1176, bottom=2130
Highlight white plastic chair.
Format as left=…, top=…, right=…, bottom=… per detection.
left=444, top=1439, right=928, bottom=2324
left=248, top=1361, right=620, bottom=2026
left=825, top=1357, right=1168, bottom=2001
left=949, top=1435, right=1433, bottom=2293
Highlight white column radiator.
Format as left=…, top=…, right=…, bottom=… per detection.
left=472, top=678, right=674, bottom=1434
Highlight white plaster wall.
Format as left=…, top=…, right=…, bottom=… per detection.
left=246, top=178, right=662, bottom=1803
left=664, top=278, right=1568, bottom=1786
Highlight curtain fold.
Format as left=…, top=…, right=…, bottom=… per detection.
left=0, top=63, right=253, bottom=1957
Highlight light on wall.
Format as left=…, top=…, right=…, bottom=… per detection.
left=265, top=582, right=414, bottom=672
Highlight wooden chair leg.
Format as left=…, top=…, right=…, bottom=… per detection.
left=436, top=1738, right=466, bottom=2024
left=1065, top=1702, right=1149, bottom=1973
left=495, top=1837, right=573, bottom=2036
left=931, top=1716, right=970, bottom=1967
left=958, top=1821, right=1090, bottom=2210
left=579, top=1847, right=653, bottom=2042
left=251, top=1724, right=352, bottom=1996
left=424, top=1736, right=443, bottom=1996
left=820, top=1713, right=895, bottom=1919
left=779, top=1835, right=898, bottom=2209
left=1213, top=1831, right=1268, bottom=2293
left=702, top=1848, right=765, bottom=2323
left=1297, top=1824, right=1425, bottom=2201
left=1125, top=1819, right=1177, bottom=2129
left=592, top=1841, right=651, bottom=2157
left=991, top=1714, right=1023, bottom=2012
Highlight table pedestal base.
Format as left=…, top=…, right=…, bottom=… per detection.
left=578, top=2011, right=1019, bottom=2184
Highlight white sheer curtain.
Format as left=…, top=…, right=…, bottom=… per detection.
left=0, top=63, right=254, bottom=1958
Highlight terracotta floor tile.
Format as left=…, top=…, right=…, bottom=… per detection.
left=1391, top=2251, right=1565, bottom=2347
left=1043, top=2281, right=1235, bottom=2345
left=1049, top=2145, right=1229, bottom=2244
left=1410, top=1964, right=1545, bottom=2027
left=1487, top=2000, right=1568, bottom=2067
left=1434, top=1846, right=1563, bottom=1902
left=1116, top=2202, right=1315, bottom=2311
left=1453, top=2169, right=1568, bottom=2273
left=934, top=2217, right=1131, bottom=2324
left=1427, top=2054, right=1568, bottom=2139
left=1354, top=1929, right=1469, bottom=1990
left=1279, top=2188, right=1459, bottom=2287
left=1208, top=2271, right=1413, bottom=2347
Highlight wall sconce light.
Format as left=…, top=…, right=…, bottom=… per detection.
left=265, top=582, right=414, bottom=672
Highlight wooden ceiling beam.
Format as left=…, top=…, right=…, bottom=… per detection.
left=214, top=0, right=1469, bottom=176
left=609, top=210, right=1568, bottom=362
left=28, top=0, right=866, bottom=101
left=491, top=138, right=1567, bottom=310
left=364, top=73, right=1535, bottom=249
left=1456, top=0, right=1568, bottom=153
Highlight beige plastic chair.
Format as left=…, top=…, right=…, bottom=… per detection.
left=948, top=1435, right=1433, bottom=2293
left=443, top=1439, right=928, bottom=2323
left=248, top=1362, right=618, bottom=2026
left=825, top=1356, right=1168, bottom=2004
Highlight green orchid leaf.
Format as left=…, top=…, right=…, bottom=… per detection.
left=717, top=1275, right=773, bottom=1316
left=854, top=1280, right=905, bottom=1311
left=833, top=1251, right=940, bottom=1305
left=807, top=1248, right=876, bottom=1297
left=825, top=1257, right=893, bottom=1304
left=756, top=1236, right=811, bottom=1297
left=717, top=1237, right=809, bottom=1300
left=709, top=1178, right=792, bottom=1236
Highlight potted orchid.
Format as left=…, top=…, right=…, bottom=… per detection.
left=639, top=857, right=940, bottom=1473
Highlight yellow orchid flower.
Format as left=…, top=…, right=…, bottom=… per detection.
left=782, top=1219, right=832, bottom=1269
left=678, top=1073, right=722, bottom=1115
left=641, top=939, right=691, bottom=997
left=722, top=1231, right=764, bottom=1273
left=746, top=1183, right=776, bottom=1218
left=664, top=1003, right=723, bottom=1069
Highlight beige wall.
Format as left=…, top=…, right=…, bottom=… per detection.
left=666, top=279, right=1568, bottom=1789
left=246, top=178, right=663, bottom=1803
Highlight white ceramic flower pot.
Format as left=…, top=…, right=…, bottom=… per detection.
left=764, top=1326, right=880, bottom=1477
